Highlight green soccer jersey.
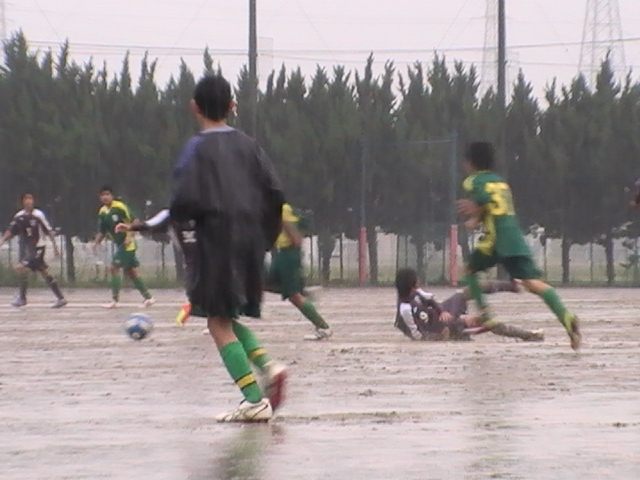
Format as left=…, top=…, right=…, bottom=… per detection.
left=462, top=171, right=530, bottom=257
left=97, top=200, right=136, bottom=252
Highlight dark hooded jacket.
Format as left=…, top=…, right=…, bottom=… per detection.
left=170, top=127, right=284, bottom=318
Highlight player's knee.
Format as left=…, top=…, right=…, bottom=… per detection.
left=288, top=293, right=305, bottom=307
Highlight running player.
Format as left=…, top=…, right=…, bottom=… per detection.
left=169, top=74, right=286, bottom=422
left=456, top=141, right=581, bottom=350
left=265, top=203, right=331, bottom=341
left=115, top=210, right=288, bottom=413
left=0, top=193, right=67, bottom=308
left=394, top=268, right=544, bottom=342
left=92, top=187, right=154, bottom=309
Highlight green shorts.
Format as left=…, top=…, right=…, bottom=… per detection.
left=468, top=249, right=541, bottom=280
left=267, top=247, right=304, bottom=300
left=112, top=249, right=140, bottom=270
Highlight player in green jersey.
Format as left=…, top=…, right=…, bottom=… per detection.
left=92, top=186, right=154, bottom=309
left=456, top=142, right=581, bottom=351
left=265, top=203, right=331, bottom=341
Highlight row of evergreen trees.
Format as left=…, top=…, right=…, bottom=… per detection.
left=1, top=32, right=638, bottom=284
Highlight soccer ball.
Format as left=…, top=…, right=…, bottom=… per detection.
left=124, top=313, right=153, bottom=340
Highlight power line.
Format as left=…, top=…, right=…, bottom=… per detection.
left=157, top=0, right=207, bottom=69
left=32, top=0, right=62, bottom=43
left=436, top=0, right=471, bottom=51
left=27, top=36, right=640, bottom=57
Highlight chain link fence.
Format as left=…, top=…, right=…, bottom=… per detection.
left=0, top=230, right=639, bottom=288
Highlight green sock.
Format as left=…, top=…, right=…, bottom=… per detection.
left=541, top=288, right=570, bottom=325
left=298, top=300, right=329, bottom=329
left=132, top=276, right=151, bottom=299
left=464, top=273, right=487, bottom=310
left=232, top=321, right=270, bottom=369
left=220, top=341, right=263, bottom=403
left=110, top=275, right=122, bottom=301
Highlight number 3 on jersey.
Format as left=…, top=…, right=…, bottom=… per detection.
left=485, top=182, right=515, bottom=216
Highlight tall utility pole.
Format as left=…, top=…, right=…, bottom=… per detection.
left=579, top=0, right=626, bottom=88
left=497, top=0, right=508, bottom=280
left=248, top=0, right=258, bottom=138
left=497, top=0, right=506, bottom=110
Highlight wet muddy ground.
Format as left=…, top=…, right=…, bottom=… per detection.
left=0, top=287, right=639, bottom=479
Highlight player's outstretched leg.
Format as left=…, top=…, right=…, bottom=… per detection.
left=463, top=271, right=491, bottom=321
left=104, top=266, right=122, bottom=308
left=232, top=321, right=287, bottom=411
left=126, top=269, right=154, bottom=307
left=490, top=322, right=545, bottom=342
left=40, top=268, right=67, bottom=308
left=521, top=279, right=581, bottom=351
left=207, top=317, right=272, bottom=423
left=481, top=279, right=522, bottom=294
left=288, top=293, right=331, bottom=341
left=11, top=265, right=28, bottom=307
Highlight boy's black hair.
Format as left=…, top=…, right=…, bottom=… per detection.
left=99, top=185, right=113, bottom=194
left=193, top=75, right=232, bottom=121
left=395, top=268, right=418, bottom=299
left=465, top=141, right=495, bottom=171
left=21, top=192, right=33, bottom=201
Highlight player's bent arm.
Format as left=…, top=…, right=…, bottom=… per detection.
left=282, top=221, right=303, bottom=247
left=125, top=210, right=171, bottom=233
left=417, top=289, right=443, bottom=315
left=399, top=303, right=422, bottom=341
left=141, top=209, right=170, bottom=231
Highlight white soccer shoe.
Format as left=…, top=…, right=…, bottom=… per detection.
left=215, top=398, right=273, bottom=423
left=263, top=361, right=288, bottom=411
left=143, top=297, right=156, bottom=308
left=304, top=327, right=332, bottom=341
left=103, top=301, right=118, bottom=309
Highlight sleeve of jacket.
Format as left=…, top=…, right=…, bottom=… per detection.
left=170, top=139, right=206, bottom=223
left=130, top=209, right=171, bottom=233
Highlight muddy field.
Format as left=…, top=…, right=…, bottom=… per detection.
left=0, top=286, right=639, bottom=480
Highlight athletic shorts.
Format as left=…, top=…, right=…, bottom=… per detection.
left=112, top=249, right=140, bottom=270
left=266, top=247, right=304, bottom=300
left=468, top=249, right=541, bottom=280
left=21, top=246, right=47, bottom=272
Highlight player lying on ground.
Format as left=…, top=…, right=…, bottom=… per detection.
left=0, top=193, right=67, bottom=308
left=92, top=186, right=154, bottom=309
left=394, top=268, right=544, bottom=342
left=264, top=203, right=332, bottom=341
left=115, top=210, right=288, bottom=416
left=457, top=141, right=581, bottom=350
left=169, top=74, right=288, bottom=422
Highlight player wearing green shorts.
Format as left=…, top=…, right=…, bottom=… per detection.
left=92, top=186, right=154, bottom=309
left=456, top=142, right=581, bottom=350
left=266, top=203, right=332, bottom=341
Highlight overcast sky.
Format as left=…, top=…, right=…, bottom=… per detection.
left=6, top=1, right=640, bottom=98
